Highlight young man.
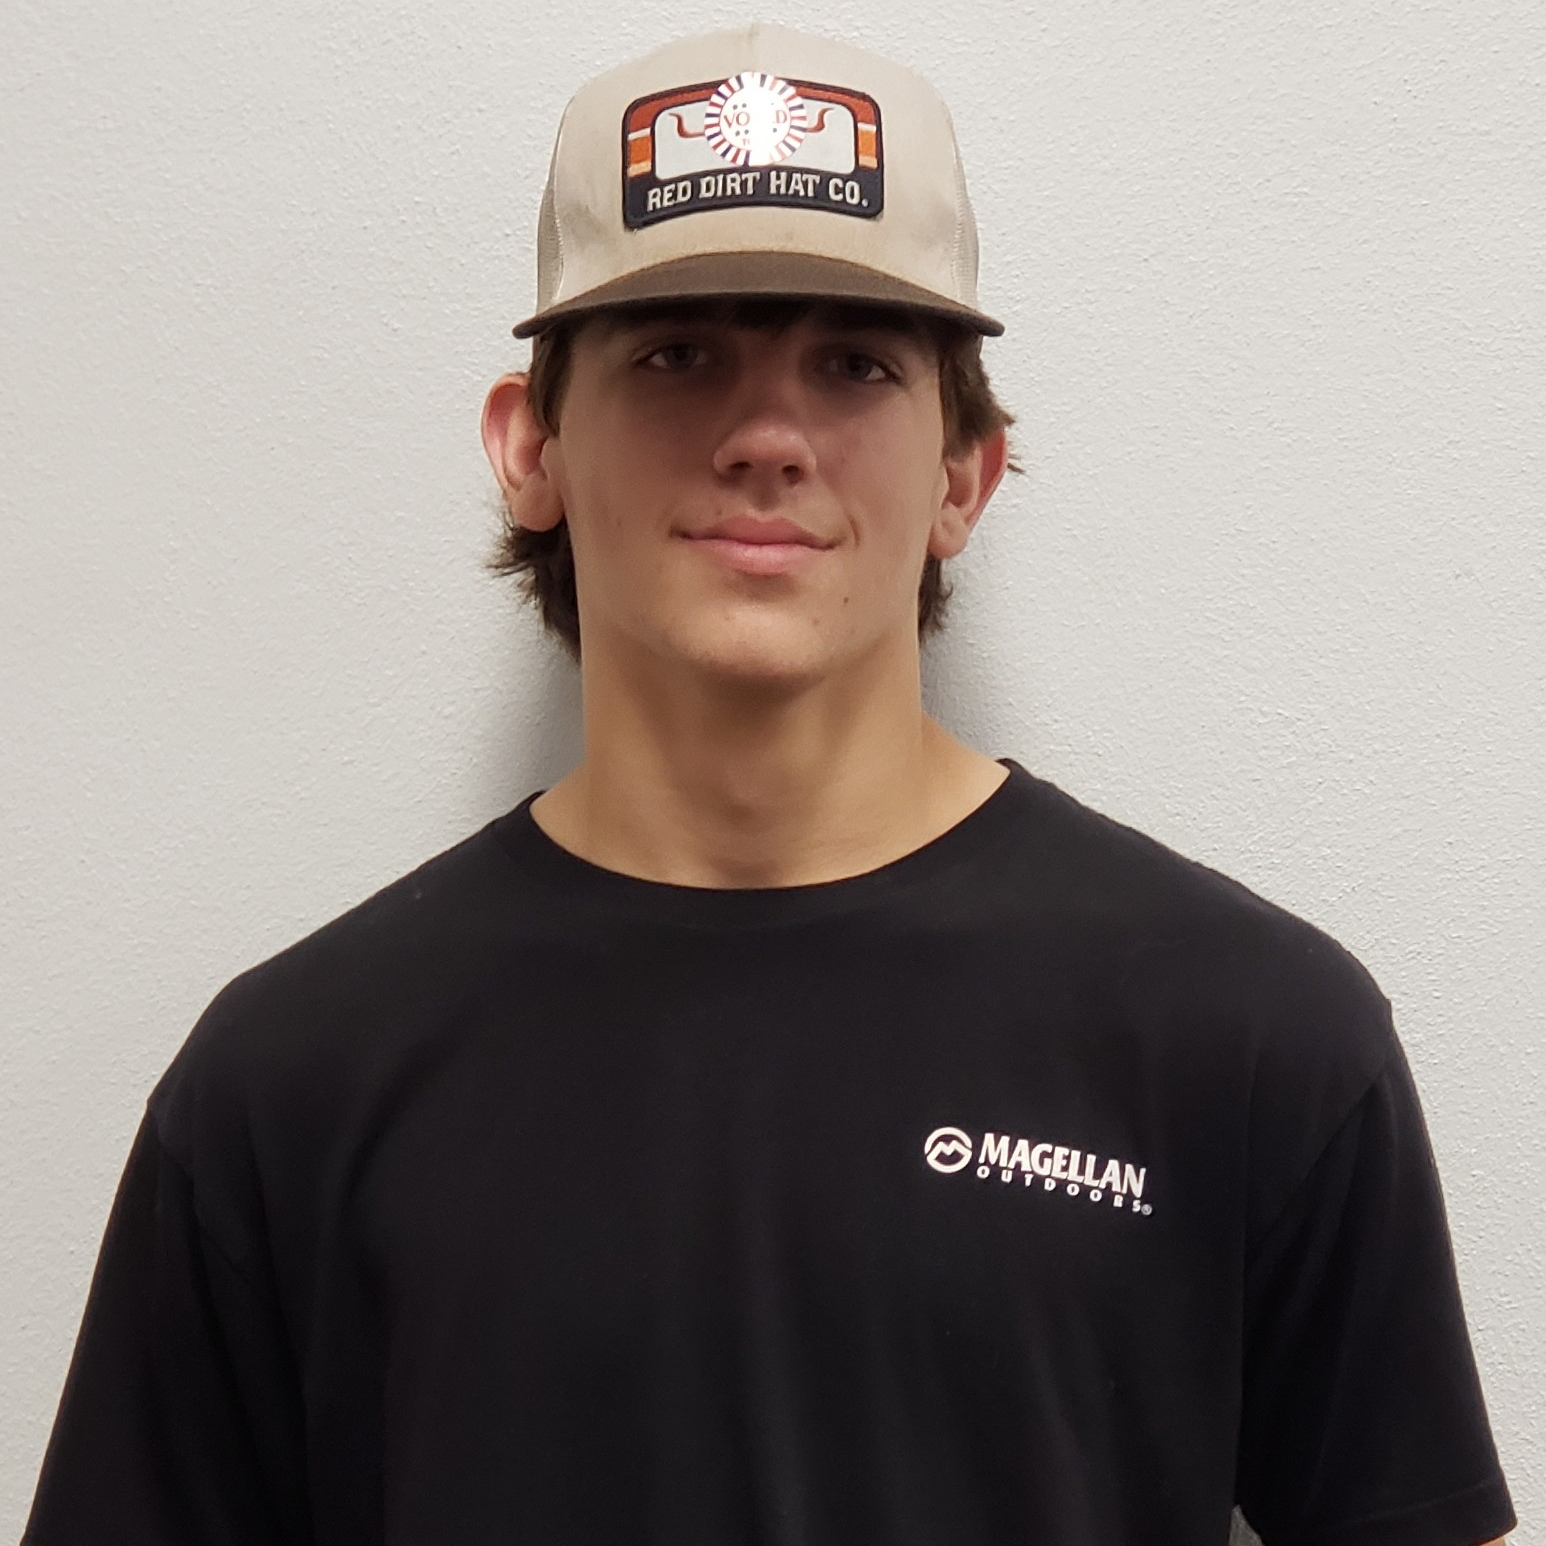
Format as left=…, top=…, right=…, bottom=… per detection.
left=23, top=23, right=1515, bottom=1546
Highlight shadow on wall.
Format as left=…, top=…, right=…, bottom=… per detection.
left=477, top=602, right=585, bottom=812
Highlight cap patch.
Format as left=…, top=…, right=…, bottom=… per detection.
left=622, top=72, right=883, bottom=230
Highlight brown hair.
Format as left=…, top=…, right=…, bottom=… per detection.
left=489, top=296, right=1020, bottom=663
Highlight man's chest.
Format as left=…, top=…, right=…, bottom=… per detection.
left=269, top=933, right=1253, bottom=1544
left=327, top=942, right=1246, bottom=1390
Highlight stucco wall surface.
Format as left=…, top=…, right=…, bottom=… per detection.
left=3, top=0, right=1541, bottom=1538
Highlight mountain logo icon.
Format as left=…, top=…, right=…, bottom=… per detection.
left=924, top=1126, right=974, bottom=1174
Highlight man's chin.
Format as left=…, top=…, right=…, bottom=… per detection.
left=649, top=625, right=838, bottom=698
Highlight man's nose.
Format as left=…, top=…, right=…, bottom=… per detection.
left=710, top=359, right=818, bottom=490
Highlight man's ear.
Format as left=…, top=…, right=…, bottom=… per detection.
left=928, top=425, right=1009, bottom=561
left=481, top=372, right=565, bottom=533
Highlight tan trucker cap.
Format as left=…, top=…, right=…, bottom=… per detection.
left=511, top=23, right=1004, bottom=339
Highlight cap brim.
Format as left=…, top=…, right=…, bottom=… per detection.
left=510, top=251, right=1004, bottom=339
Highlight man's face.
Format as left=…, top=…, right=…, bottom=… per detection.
left=493, top=300, right=1003, bottom=693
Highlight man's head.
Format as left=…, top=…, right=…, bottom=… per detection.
left=483, top=296, right=1015, bottom=672
left=483, top=23, right=1015, bottom=690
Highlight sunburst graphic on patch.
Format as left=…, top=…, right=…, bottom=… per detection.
left=622, top=72, right=883, bottom=229
left=704, top=72, right=808, bottom=167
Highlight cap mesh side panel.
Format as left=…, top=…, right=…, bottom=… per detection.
left=943, top=103, right=979, bottom=302
left=535, top=178, right=561, bottom=311
left=533, top=102, right=571, bottom=314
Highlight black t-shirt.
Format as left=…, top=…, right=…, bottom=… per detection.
left=23, top=758, right=1515, bottom=1546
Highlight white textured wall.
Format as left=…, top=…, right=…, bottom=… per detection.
left=4, top=0, right=1542, bottom=1535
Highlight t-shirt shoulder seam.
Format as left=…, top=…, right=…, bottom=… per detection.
left=141, top=1099, right=270, bottom=1302
left=1034, top=774, right=1305, bottom=915
left=1243, top=1039, right=1399, bottom=1256
left=1033, top=777, right=1390, bottom=1000
left=165, top=818, right=512, bottom=1053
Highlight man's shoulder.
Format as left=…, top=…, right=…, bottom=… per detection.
left=223, top=813, right=520, bottom=1005
left=1020, top=769, right=1396, bottom=1077
left=1026, top=772, right=1383, bottom=991
left=147, top=808, right=534, bottom=1138
left=1019, top=771, right=1404, bottom=1229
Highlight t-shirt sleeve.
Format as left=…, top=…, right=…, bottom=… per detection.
left=21, top=1106, right=310, bottom=1546
left=1235, top=1034, right=1516, bottom=1546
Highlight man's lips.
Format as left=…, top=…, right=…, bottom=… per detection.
left=691, top=515, right=829, bottom=546
left=683, top=529, right=832, bottom=576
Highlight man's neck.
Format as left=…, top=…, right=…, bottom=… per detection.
left=529, top=705, right=1006, bottom=892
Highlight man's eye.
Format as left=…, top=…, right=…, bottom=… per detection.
left=641, top=343, right=707, bottom=371
left=831, top=351, right=893, bottom=384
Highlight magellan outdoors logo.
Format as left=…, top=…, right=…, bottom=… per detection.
left=923, top=1126, right=974, bottom=1174
left=622, top=71, right=883, bottom=229
left=923, top=1126, right=1155, bottom=1215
